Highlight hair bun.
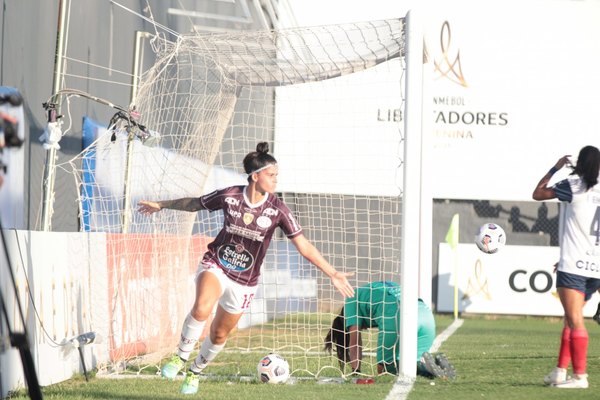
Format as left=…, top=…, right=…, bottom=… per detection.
left=256, top=142, right=269, bottom=154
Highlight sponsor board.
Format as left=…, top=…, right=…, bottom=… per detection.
left=438, top=243, right=600, bottom=316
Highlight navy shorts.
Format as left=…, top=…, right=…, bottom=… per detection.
left=556, top=270, right=600, bottom=301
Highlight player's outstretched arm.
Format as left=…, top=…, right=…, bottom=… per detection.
left=291, top=234, right=355, bottom=298
left=137, top=198, right=204, bottom=215
left=138, top=200, right=161, bottom=215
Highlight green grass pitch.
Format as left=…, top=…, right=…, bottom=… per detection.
left=8, top=314, right=600, bottom=399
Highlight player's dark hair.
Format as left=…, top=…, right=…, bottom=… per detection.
left=324, top=308, right=351, bottom=371
left=243, top=142, right=277, bottom=182
left=571, top=145, right=600, bottom=190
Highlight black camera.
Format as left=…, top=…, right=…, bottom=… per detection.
left=0, top=89, right=24, bottom=174
left=0, top=112, right=23, bottom=148
left=0, top=90, right=24, bottom=148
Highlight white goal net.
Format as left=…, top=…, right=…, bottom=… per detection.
left=66, top=17, right=408, bottom=378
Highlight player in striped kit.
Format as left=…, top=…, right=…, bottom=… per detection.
left=533, top=145, right=600, bottom=389
left=138, top=142, right=354, bottom=394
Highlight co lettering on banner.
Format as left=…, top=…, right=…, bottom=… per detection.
left=509, top=269, right=553, bottom=294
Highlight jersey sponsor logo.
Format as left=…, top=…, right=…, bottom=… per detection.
left=225, top=197, right=240, bottom=206
left=228, top=209, right=242, bottom=219
left=576, top=259, right=600, bottom=273
left=217, top=244, right=254, bottom=272
left=225, top=225, right=265, bottom=241
left=256, top=216, right=272, bottom=229
left=263, top=207, right=279, bottom=217
left=243, top=212, right=254, bottom=225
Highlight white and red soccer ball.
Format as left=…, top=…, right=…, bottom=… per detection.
left=257, top=353, right=290, bottom=384
left=475, top=223, right=506, bottom=254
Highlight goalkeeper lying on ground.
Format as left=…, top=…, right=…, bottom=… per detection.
left=324, top=281, right=455, bottom=378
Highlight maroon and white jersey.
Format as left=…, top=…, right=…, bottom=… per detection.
left=199, top=185, right=303, bottom=286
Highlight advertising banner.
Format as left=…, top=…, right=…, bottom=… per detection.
left=438, top=242, right=600, bottom=316
left=425, top=0, right=600, bottom=201
left=105, top=233, right=210, bottom=360
left=280, top=0, right=600, bottom=201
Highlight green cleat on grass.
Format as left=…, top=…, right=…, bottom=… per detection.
left=161, top=355, right=185, bottom=379
left=180, top=371, right=200, bottom=395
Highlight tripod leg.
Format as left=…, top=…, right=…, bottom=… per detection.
left=1, top=216, right=43, bottom=398
left=10, top=333, right=43, bottom=400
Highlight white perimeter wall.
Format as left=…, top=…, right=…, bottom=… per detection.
left=0, top=230, right=110, bottom=397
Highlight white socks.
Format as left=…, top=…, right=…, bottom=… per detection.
left=190, top=337, right=225, bottom=374
left=177, top=314, right=206, bottom=360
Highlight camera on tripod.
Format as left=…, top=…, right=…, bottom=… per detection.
left=0, top=88, right=24, bottom=174
left=0, top=112, right=23, bottom=149
left=0, top=90, right=24, bottom=149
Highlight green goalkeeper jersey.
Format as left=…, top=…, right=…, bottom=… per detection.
left=343, top=281, right=435, bottom=372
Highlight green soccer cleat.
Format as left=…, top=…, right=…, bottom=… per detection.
left=161, top=355, right=185, bottom=379
left=180, top=371, right=200, bottom=395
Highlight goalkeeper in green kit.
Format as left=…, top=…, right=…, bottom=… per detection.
left=324, top=281, right=455, bottom=378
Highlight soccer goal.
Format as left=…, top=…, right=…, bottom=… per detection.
left=66, top=12, right=424, bottom=379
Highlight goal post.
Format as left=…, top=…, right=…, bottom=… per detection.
left=63, top=12, right=425, bottom=379
left=400, top=9, right=426, bottom=378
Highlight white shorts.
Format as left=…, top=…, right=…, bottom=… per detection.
left=195, top=263, right=257, bottom=314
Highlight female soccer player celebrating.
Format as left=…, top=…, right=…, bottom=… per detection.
left=138, top=142, right=354, bottom=394
left=533, top=145, right=600, bottom=389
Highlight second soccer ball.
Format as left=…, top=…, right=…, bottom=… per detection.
left=475, top=223, right=506, bottom=254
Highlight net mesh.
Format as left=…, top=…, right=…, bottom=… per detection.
left=65, top=18, right=406, bottom=378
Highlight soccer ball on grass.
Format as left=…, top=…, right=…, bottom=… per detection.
left=257, top=353, right=290, bottom=384
left=475, top=223, right=506, bottom=254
